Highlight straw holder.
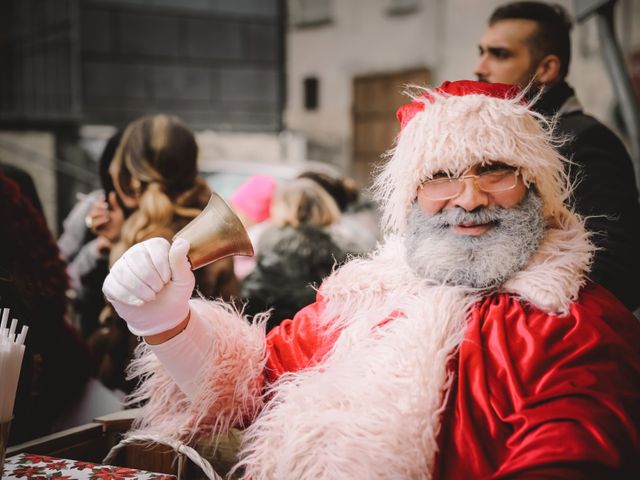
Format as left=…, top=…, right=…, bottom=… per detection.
left=0, top=307, right=29, bottom=477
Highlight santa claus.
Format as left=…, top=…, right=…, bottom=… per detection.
left=103, top=80, right=640, bottom=479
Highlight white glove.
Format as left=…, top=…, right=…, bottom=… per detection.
left=103, top=237, right=194, bottom=337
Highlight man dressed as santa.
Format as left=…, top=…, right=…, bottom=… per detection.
left=103, top=80, right=640, bottom=479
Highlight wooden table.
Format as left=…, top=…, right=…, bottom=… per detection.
left=5, top=410, right=180, bottom=477
left=5, top=411, right=241, bottom=479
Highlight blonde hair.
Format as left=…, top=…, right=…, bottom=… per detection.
left=109, top=114, right=210, bottom=263
left=270, top=178, right=341, bottom=228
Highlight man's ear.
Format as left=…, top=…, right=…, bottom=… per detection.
left=534, top=54, right=562, bottom=86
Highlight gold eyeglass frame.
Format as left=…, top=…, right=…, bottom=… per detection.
left=419, top=168, right=521, bottom=201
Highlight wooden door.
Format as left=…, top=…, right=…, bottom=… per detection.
left=352, top=68, right=430, bottom=187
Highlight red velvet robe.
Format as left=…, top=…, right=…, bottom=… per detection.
left=264, top=283, right=640, bottom=479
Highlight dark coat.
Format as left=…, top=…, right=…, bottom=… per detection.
left=241, top=225, right=348, bottom=331
left=535, top=81, right=640, bottom=311
left=0, top=174, right=92, bottom=445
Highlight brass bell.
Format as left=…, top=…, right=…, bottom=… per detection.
left=173, top=192, right=254, bottom=270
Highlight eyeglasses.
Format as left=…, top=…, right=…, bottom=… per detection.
left=419, top=167, right=520, bottom=201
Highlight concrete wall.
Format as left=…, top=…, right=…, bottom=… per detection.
left=197, top=129, right=306, bottom=166
left=286, top=0, right=440, bottom=170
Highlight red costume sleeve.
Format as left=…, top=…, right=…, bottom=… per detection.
left=264, top=296, right=340, bottom=385
left=441, top=284, right=640, bottom=479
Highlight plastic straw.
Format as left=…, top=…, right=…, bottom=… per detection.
left=0, top=308, right=8, bottom=332
left=8, top=318, right=17, bottom=342
left=0, top=308, right=28, bottom=422
left=17, top=326, right=28, bottom=346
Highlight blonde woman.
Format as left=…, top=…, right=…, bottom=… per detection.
left=241, top=178, right=348, bottom=331
left=91, top=114, right=239, bottom=392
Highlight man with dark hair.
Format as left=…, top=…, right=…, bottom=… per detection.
left=475, top=1, right=640, bottom=311
left=478, top=2, right=572, bottom=85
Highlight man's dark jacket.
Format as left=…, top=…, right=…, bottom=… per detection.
left=535, top=81, right=640, bottom=311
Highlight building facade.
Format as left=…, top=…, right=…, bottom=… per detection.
left=285, top=0, right=640, bottom=186
left=0, top=0, right=285, bottom=230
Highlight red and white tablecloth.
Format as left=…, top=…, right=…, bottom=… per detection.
left=2, top=453, right=176, bottom=479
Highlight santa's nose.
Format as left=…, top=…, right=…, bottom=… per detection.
left=452, top=178, right=489, bottom=212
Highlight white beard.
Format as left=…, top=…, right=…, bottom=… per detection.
left=404, top=191, right=545, bottom=289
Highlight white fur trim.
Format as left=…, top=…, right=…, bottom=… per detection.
left=321, top=212, right=591, bottom=319
left=125, top=298, right=268, bottom=443
left=502, top=210, right=593, bottom=314
left=373, top=89, right=571, bottom=234
left=236, top=285, right=476, bottom=480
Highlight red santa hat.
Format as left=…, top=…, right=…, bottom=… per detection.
left=373, top=80, right=572, bottom=234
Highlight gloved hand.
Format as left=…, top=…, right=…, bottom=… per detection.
left=103, top=237, right=194, bottom=337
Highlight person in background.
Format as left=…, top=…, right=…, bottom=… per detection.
left=89, top=114, right=239, bottom=393
left=475, top=1, right=640, bottom=311
left=297, top=170, right=379, bottom=254
left=0, top=173, right=92, bottom=445
left=58, top=131, right=124, bottom=337
left=0, top=162, right=44, bottom=215
left=228, top=175, right=276, bottom=280
left=229, top=175, right=276, bottom=232
left=241, top=178, right=348, bottom=331
left=104, top=81, right=640, bottom=478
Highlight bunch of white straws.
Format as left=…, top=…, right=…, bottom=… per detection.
left=0, top=308, right=28, bottom=422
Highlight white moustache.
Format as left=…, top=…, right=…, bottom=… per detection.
left=428, top=207, right=505, bottom=230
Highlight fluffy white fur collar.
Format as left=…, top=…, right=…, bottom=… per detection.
left=322, top=208, right=592, bottom=317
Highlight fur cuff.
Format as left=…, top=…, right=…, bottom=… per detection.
left=125, top=298, right=268, bottom=443
left=502, top=211, right=593, bottom=314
